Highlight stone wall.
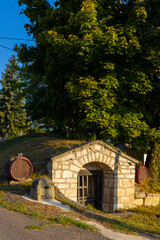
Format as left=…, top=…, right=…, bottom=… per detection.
left=47, top=140, right=140, bottom=212
left=134, top=186, right=160, bottom=207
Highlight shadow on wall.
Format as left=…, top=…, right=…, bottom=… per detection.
left=113, top=153, right=120, bottom=212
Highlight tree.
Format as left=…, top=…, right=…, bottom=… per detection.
left=17, top=0, right=160, bottom=171
left=0, top=55, right=26, bottom=138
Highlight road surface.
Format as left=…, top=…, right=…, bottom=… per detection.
left=0, top=206, right=110, bottom=240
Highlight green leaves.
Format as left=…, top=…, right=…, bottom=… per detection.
left=17, top=0, right=160, bottom=152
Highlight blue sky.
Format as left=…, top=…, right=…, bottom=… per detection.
left=0, top=0, right=55, bottom=80
left=0, top=0, right=33, bottom=79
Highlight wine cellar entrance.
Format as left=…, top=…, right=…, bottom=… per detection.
left=49, top=140, right=139, bottom=212
left=77, top=169, right=103, bottom=209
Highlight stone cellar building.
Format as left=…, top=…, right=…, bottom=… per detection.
left=47, top=140, right=142, bottom=212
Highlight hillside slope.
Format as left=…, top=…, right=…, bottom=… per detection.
left=0, top=133, right=84, bottom=177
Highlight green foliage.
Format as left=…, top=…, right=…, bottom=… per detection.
left=17, top=0, right=160, bottom=169
left=149, top=143, right=160, bottom=190
left=0, top=55, right=26, bottom=138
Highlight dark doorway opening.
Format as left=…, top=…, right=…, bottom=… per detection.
left=77, top=170, right=103, bottom=209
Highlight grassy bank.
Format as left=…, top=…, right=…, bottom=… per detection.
left=0, top=133, right=83, bottom=177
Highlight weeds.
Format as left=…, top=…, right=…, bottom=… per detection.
left=50, top=216, right=98, bottom=231
left=25, top=225, right=44, bottom=230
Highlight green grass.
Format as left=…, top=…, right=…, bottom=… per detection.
left=25, top=225, right=44, bottom=230
left=50, top=216, right=98, bottom=231
left=84, top=203, right=160, bottom=235
left=100, top=206, right=160, bottom=235
left=0, top=194, right=45, bottom=219
left=112, top=213, right=160, bottom=234
left=0, top=133, right=83, bottom=177
left=129, top=204, right=160, bottom=216
left=25, top=217, right=98, bottom=231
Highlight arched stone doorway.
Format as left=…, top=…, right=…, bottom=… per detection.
left=48, top=140, right=138, bottom=212
left=77, top=162, right=114, bottom=212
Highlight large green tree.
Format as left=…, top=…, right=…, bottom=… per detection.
left=0, top=55, right=26, bottom=138
left=17, top=0, right=160, bottom=170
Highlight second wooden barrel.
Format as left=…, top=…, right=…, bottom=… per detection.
left=136, top=165, right=149, bottom=184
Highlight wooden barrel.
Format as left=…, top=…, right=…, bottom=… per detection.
left=5, top=157, right=33, bottom=181
left=136, top=165, right=149, bottom=184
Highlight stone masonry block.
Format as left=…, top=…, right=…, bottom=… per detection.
left=134, top=198, right=144, bottom=206
left=78, top=157, right=86, bottom=166
left=62, top=171, right=72, bottom=178
left=104, top=149, right=110, bottom=156
left=91, top=152, right=96, bottom=161
left=76, top=151, right=82, bottom=158
left=52, top=162, right=58, bottom=169
left=117, top=188, right=126, bottom=197
left=125, top=188, right=134, bottom=197
left=62, top=165, right=69, bottom=170
left=66, top=179, right=77, bottom=183
left=109, top=158, right=115, bottom=166
left=95, top=152, right=100, bottom=160
left=123, top=179, right=132, bottom=188
left=111, top=152, right=116, bottom=158
left=58, top=184, right=70, bottom=189
left=120, top=196, right=130, bottom=204
left=70, top=183, right=77, bottom=188
left=99, top=153, right=103, bottom=162
left=103, top=154, right=108, bottom=163
left=76, top=149, right=87, bottom=157
left=81, top=149, right=88, bottom=155
left=55, top=170, right=62, bottom=178
left=55, top=179, right=66, bottom=183
left=83, top=155, right=88, bottom=163
left=88, top=153, right=92, bottom=162
left=125, top=174, right=135, bottom=179
left=65, top=188, right=77, bottom=198
left=120, top=169, right=131, bottom=174
left=62, top=153, right=75, bottom=161
left=145, top=194, right=160, bottom=206
left=135, top=191, right=146, bottom=199
left=118, top=179, right=123, bottom=188
left=114, top=203, right=123, bottom=212
left=70, top=164, right=80, bottom=172
left=73, top=160, right=82, bottom=167
left=94, top=144, right=102, bottom=151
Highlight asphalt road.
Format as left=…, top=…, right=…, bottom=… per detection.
left=0, top=206, right=110, bottom=240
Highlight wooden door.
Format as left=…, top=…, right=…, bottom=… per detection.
left=77, top=170, right=103, bottom=209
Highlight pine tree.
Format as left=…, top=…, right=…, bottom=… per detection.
left=0, top=55, right=26, bottom=138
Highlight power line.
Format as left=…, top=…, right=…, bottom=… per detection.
left=0, top=37, right=34, bottom=41
left=0, top=44, right=16, bottom=52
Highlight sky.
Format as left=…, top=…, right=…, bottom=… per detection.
left=0, top=0, right=33, bottom=79
left=0, top=0, right=55, bottom=80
